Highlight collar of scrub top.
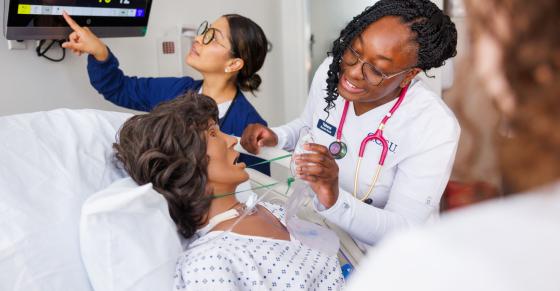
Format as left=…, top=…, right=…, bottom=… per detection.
left=332, top=84, right=410, bottom=204
left=197, top=84, right=237, bottom=127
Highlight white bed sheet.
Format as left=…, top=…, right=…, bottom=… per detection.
left=0, top=109, right=131, bottom=291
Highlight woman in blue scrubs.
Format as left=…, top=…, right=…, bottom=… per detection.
left=62, top=12, right=270, bottom=175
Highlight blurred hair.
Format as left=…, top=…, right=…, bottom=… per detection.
left=113, top=91, right=219, bottom=238
left=224, top=14, right=269, bottom=93
left=461, top=0, right=560, bottom=193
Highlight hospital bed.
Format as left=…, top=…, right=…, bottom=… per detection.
left=0, top=109, right=363, bottom=291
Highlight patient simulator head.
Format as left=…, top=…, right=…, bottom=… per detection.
left=114, top=91, right=249, bottom=238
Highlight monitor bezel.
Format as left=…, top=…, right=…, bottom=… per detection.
left=3, top=0, right=153, bottom=40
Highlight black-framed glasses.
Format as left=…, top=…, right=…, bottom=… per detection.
left=342, top=46, right=412, bottom=86
left=196, top=21, right=229, bottom=49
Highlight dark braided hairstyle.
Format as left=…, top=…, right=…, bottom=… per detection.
left=113, top=91, right=219, bottom=239
left=325, top=0, right=457, bottom=114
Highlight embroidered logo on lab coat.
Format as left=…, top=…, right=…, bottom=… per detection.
left=368, top=132, right=398, bottom=153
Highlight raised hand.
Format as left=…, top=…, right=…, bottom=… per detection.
left=294, top=143, right=340, bottom=209
left=61, top=11, right=109, bottom=61
left=240, top=123, right=278, bottom=154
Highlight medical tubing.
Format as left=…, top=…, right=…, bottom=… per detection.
left=229, top=178, right=294, bottom=231
left=212, top=154, right=293, bottom=199
left=208, top=178, right=295, bottom=244
left=246, top=154, right=292, bottom=168
left=212, top=176, right=295, bottom=200
left=212, top=182, right=278, bottom=199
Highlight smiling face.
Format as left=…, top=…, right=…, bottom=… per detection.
left=338, top=16, right=421, bottom=108
left=186, top=17, right=235, bottom=75
left=205, top=122, right=249, bottom=191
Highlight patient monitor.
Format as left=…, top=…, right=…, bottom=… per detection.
left=3, top=0, right=153, bottom=40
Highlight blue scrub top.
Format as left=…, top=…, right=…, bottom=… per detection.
left=87, top=50, right=270, bottom=175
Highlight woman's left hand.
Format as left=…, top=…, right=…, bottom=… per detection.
left=294, top=143, right=339, bottom=209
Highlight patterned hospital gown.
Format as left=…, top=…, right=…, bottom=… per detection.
left=173, top=202, right=344, bottom=290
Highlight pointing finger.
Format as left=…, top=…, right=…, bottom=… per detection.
left=62, top=11, right=83, bottom=32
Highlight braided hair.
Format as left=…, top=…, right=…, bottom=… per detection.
left=325, top=0, right=457, bottom=114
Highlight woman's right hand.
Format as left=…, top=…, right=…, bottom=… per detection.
left=61, top=12, right=109, bottom=62
left=240, top=124, right=278, bottom=154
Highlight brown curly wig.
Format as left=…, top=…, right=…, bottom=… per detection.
left=113, top=91, right=219, bottom=238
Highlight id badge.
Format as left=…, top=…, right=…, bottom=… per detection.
left=317, top=119, right=336, bottom=136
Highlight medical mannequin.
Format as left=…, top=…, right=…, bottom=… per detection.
left=62, top=12, right=270, bottom=175
left=114, top=92, right=344, bottom=290
left=241, top=0, right=459, bottom=248
left=346, top=0, right=560, bottom=290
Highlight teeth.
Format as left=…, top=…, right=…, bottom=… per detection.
left=346, top=79, right=357, bottom=89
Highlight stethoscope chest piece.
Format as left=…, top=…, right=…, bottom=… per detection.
left=329, top=140, right=347, bottom=160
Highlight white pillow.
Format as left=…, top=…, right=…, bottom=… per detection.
left=80, top=177, right=182, bottom=291
left=0, top=109, right=131, bottom=291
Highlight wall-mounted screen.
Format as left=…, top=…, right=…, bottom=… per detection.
left=4, top=0, right=153, bottom=40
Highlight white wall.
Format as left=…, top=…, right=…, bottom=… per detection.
left=0, top=0, right=290, bottom=126
left=307, top=0, right=374, bottom=77
left=0, top=0, right=447, bottom=123
left=278, top=0, right=309, bottom=122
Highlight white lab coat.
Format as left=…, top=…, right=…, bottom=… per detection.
left=273, top=57, right=460, bottom=247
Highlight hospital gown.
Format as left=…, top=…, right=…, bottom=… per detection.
left=173, top=202, right=344, bottom=290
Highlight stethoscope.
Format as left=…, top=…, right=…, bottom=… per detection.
left=328, top=84, right=410, bottom=204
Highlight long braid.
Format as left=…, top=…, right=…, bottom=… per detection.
left=324, top=0, right=457, bottom=116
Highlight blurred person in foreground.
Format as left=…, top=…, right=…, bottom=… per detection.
left=346, top=0, right=560, bottom=290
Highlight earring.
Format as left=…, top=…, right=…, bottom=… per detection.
left=225, top=68, right=230, bottom=73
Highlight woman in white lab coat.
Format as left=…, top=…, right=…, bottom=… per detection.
left=241, top=0, right=459, bottom=248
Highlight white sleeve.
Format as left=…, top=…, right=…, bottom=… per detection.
left=314, top=115, right=460, bottom=245
left=272, top=57, right=332, bottom=151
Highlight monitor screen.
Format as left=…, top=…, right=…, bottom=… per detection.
left=4, top=0, right=153, bottom=40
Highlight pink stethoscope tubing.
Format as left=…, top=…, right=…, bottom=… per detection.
left=335, top=84, right=409, bottom=202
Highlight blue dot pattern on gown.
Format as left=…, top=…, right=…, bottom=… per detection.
left=173, top=202, right=344, bottom=290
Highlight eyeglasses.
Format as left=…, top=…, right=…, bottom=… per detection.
left=197, top=21, right=230, bottom=50
left=342, top=46, right=412, bottom=86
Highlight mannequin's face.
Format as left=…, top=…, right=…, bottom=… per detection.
left=186, top=17, right=236, bottom=75
left=206, top=123, right=249, bottom=190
